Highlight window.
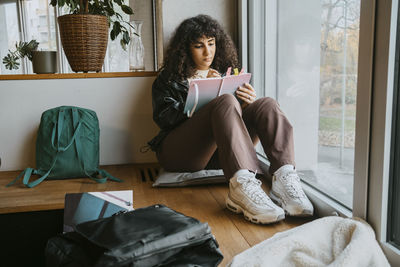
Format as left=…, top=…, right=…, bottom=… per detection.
left=250, top=0, right=360, bottom=210
left=23, top=0, right=57, bottom=51
left=247, top=0, right=400, bottom=262
left=0, top=0, right=133, bottom=74
left=0, top=0, right=22, bottom=74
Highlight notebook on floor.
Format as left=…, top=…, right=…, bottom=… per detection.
left=63, top=190, right=134, bottom=233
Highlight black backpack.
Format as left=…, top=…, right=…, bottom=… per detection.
left=45, top=204, right=223, bottom=267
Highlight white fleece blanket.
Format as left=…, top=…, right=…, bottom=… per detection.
left=228, top=216, right=390, bottom=267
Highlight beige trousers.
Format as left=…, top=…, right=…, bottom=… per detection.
left=156, top=94, right=295, bottom=180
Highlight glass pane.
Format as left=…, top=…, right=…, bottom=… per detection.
left=104, top=0, right=129, bottom=72
left=23, top=0, right=56, bottom=51
left=0, top=0, right=22, bottom=74
left=272, top=0, right=360, bottom=208
left=22, top=0, right=57, bottom=73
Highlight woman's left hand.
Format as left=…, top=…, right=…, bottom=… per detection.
left=236, top=83, right=257, bottom=108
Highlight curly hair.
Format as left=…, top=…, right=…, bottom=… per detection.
left=162, top=14, right=239, bottom=81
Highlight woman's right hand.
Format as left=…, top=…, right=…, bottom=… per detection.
left=207, top=69, right=221, bottom=78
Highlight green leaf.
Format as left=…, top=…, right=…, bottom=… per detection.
left=121, top=5, right=133, bottom=15
left=70, top=0, right=76, bottom=11
left=120, top=39, right=127, bottom=51
left=2, top=53, right=20, bottom=70
left=105, top=6, right=114, bottom=16
left=123, top=31, right=130, bottom=44
left=110, top=29, right=116, bottom=40
left=11, top=40, right=39, bottom=61
left=113, top=21, right=121, bottom=35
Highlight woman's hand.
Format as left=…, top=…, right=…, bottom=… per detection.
left=236, top=83, right=257, bottom=108
left=207, top=68, right=221, bottom=78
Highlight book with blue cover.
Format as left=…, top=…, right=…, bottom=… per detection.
left=63, top=190, right=134, bottom=232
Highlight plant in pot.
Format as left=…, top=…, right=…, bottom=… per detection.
left=2, top=40, right=57, bottom=74
left=50, top=0, right=134, bottom=73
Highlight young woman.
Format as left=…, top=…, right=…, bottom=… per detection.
left=148, top=14, right=313, bottom=224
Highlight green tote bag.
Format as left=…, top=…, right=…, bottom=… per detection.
left=7, top=106, right=122, bottom=188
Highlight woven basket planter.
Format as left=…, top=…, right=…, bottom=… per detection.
left=58, top=14, right=108, bottom=73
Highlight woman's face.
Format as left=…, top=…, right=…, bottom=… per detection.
left=190, top=36, right=216, bottom=70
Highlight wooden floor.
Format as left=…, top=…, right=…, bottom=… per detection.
left=0, top=164, right=315, bottom=266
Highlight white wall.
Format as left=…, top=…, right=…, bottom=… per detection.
left=161, top=0, right=238, bottom=50
left=0, top=0, right=239, bottom=172
left=0, top=76, right=158, bottom=171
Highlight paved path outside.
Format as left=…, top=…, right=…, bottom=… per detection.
left=300, top=145, right=354, bottom=208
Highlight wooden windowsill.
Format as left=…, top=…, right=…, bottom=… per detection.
left=0, top=71, right=158, bottom=80
left=0, top=164, right=315, bottom=266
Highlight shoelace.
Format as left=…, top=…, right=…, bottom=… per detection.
left=237, top=173, right=272, bottom=205
left=280, top=171, right=306, bottom=199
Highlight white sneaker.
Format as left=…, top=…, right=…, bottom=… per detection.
left=270, top=165, right=314, bottom=216
left=226, top=169, right=285, bottom=224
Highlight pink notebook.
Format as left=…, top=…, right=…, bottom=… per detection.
left=183, top=72, right=252, bottom=117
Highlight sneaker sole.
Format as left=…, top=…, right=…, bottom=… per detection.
left=269, top=190, right=313, bottom=217
left=225, top=196, right=285, bottom=224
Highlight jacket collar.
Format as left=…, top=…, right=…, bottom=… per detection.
left=175, top=79, right=189, bottom=90
left=159, top=69, right=189, bottom=91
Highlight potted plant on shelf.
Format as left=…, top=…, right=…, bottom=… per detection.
left=50, top=0, right=134, bottom=73
left=2, top=40, right=57, bottom=74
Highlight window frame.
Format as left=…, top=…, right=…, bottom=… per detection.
left=388, top=10, right=400, bottom=248
left=364, top=0, right=400, bottom=264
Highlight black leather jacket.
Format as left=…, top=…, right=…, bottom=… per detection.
left=148, top=70, right=189, bottom=151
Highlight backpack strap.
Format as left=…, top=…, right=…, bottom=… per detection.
left=71, top=108, right=123, bottom=184
left=5, top=154, right=58, bottom=188
left=52, top=108, right=82, bottom=152
left=22, top=168, right=51, bottom=188
left=5, top=169, right=28, bottom=187
left=97, top=169, right=123, bottom=182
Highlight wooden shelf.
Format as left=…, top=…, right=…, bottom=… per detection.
left=0, top=71, right=158, bottom=80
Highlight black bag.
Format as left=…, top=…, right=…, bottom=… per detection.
left=45, top=204, right=223, bottom=267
